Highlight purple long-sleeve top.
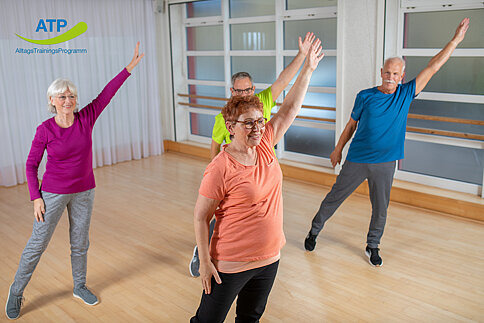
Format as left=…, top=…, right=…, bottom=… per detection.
left=26, top=68, right=131, bottom=201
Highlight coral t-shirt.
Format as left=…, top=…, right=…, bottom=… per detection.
left=199, top=121, right=285, bottom=262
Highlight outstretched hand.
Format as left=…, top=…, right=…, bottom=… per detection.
left=298, top=32, right=316, bottom=56
left=126, top=42, right=145, bottom=73
left=304, top=38, right=324, bottom=71
left=452, top=18, right=470, bottom=44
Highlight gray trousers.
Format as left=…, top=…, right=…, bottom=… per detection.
left=310, top=160, right=396, bottom=248
left=11, top=189, right=95, bottom=296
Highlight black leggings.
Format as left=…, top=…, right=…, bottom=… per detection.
left=191, top=260, right=279, bottom=323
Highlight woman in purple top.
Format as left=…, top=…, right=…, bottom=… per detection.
left=5, top=43, right=144, bottom=320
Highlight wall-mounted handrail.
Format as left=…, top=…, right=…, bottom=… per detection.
left=177, top=93, right=484, bottom=141
left=407, top=113, right=484, bottom=126
left=178, top=93, right=336, bottom=111
left=406, top=127, right=484, bottom=141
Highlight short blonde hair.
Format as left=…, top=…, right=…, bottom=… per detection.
left=46, top=78, right=79, bottom=113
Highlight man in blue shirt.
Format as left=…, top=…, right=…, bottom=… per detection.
left=304, top=18, right=470, bottom=267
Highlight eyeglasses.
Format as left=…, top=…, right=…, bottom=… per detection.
left=56, top=95, right=76, bottom=101
left=233, top=117, right=267, bottom=129
left=232, top=86, right=254, bottom=94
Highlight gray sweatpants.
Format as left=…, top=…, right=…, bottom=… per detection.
left=310, top=160, right=396, bottom=248
left=11, top=189, right=95, bottom=296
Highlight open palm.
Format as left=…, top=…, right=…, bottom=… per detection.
left=306, top=39, right=324, bottom=71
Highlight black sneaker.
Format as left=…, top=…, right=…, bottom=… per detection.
left=304, top=232, right=317, bottom=251
left=365, top=246, right=382, bottom=267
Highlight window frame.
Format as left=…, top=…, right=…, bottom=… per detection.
left=170, top=0, right=339, bottom=168
left=385, top=0, right=484, bottom=196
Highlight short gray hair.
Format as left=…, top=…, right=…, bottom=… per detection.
left=46, top=78, right=79, bottom=114
left=383, top=57, right=405, bottom=73
left=231, top=72, right=253, bottom=87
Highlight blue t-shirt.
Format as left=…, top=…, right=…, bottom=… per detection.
left=346, top=79, right=416, bottom=163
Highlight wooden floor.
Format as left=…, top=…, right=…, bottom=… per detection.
left=1, top=153, right=483, bottom=322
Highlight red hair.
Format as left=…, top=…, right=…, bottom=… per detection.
left=222, top=95, right=263, bottom=121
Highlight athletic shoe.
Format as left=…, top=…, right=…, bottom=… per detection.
left=5, top=285, right=23, bottom=320
left=365, top=246, right=383, bottom=267
left=189, top=246, right=200, bottom=277
left=73, top=286, right=98, bottom=305
left=304, top=232, right=317, bottom=251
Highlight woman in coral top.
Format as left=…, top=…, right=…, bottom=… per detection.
left=191, top=39, right=324, bottom=323
left=5, top=43, right=143, bottom=320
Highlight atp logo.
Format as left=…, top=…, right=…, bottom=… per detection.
left=16, top=19, right=87, bottom=45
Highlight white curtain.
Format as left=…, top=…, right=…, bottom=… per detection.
left=0, top=0, right=164, bottom=187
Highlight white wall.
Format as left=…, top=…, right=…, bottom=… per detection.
left=336, top=0, right=384, bottom=163
left=155, top=2, right=176, bottom=141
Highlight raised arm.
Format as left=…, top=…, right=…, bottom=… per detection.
left=270, top=40, right=323, bottom=144
left=194, top=194, right=222, bottom=294
left=81, top=42, right=145, bottom=126
left=270, top=32, right=315, bottom=100
left=329, top=118, right=358, bottom=167
left=415, top=18, right=469, bottom=95
left=126, top=42, right=144, bottom=73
